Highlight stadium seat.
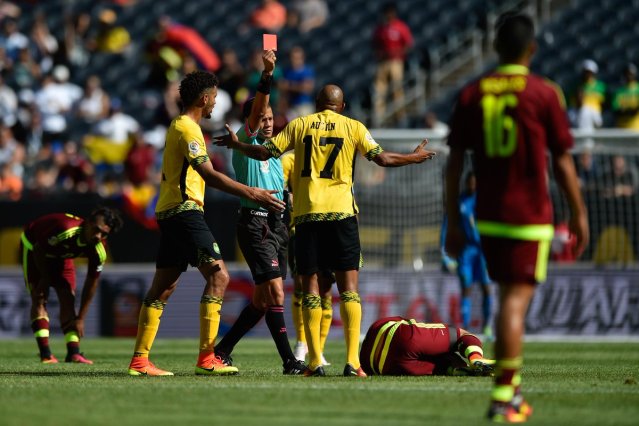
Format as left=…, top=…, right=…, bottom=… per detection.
left=401, top=226, right=440, bottom=266
left=594, top=226, right=636, bottom=266
left=0, top=227, right=21, bottom=264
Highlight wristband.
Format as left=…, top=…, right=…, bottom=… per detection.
left=256, top=72, right=273, bottom=94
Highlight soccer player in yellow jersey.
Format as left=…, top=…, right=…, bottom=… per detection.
left=127, top=70, right=285, bottom=377
left=281, top=150, right=334, bottom=366
left=216, top=84, right=436, bottom=376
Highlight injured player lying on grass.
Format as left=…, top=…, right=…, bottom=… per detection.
left=359, top=316, right=495, bottom=376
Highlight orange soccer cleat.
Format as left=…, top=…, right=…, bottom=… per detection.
left=41, top=354, right=59, bottom=364
left=65, top=353, right=94, bottom=364
left=128, top=357, right=174, bottom=376
left=194, top=354, right=238, bottom=376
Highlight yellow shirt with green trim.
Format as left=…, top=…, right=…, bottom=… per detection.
left=156, top=115, right=210, bottom=219
left=264, top=109, right=383, bottom=224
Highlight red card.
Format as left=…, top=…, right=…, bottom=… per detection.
left=263, top=34, right=277, bottom=51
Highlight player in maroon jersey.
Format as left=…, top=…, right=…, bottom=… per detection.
left=359, top=316, right=494, bottom=377
left=20, top=207, right=123, bottom=364
left=446, top=12, right=588, bottom=423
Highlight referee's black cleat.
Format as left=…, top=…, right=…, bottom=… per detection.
left=283, top=358, right=306, bottom=375
left=214, top=349, right=233, bottom=367
left=343, top=363, right=367, bottom=377
left=303, top=365, right=326, bottom=377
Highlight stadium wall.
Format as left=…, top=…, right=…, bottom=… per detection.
left=1, top=265, right=637, bottom=339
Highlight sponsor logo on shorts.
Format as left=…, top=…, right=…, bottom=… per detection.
left=271, top=259, right=279, bottom=267
left=213, top=243, right=220, bottom=255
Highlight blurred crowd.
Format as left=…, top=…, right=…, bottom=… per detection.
left=0, top=0, right=328, bottom=225
left=0, top=0, right=638, bottom=243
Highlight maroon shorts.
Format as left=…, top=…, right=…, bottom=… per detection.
left=481, top=236, right=548, bottom=284
left=21, top=242, right=76, bottom=293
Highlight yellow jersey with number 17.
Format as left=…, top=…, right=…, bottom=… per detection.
left=264, top=109, right=383, bottom=224
left=155, top=115, right=210, bottom=219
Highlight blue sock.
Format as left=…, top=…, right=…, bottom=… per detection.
left=483, top=293, right=493, bottom=328
left=461, top=296, right=472, bottom=329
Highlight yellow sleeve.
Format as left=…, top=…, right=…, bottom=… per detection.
left=181, top=126, right=209, bottom=166
left=280, top=152, right=295, bottom=189
left=356, top=122, right=384, bottom=160
left=265, top=119, right=298, bottom=158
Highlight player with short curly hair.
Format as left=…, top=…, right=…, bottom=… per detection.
left=127, top=70, right=285, bottom=377
left=211, top=50, right=306, bottom=375
left=178, top=71, right=219, bottom=110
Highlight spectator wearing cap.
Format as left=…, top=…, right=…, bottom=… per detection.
left=569, top=59, right=606, bottom=130
left=612, top=63, right=639, bottom=130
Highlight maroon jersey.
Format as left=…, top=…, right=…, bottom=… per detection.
left=448, top=65, right=573, bottom=226
left=22, top=213, right=107, bottom=278
left=360, top=316, right=464, bottom=376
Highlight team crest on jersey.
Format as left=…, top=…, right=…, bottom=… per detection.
left=48, top=236, right=59, bottom=246
left=260, top=160, right=270, bottom=173
left=188, top=141, right=200, bottom=155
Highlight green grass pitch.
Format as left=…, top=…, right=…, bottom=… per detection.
left=0, top=338, right=637, bottom=426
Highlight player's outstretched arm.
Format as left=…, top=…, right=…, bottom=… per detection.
left=552, top=151, right=589, bottom=257
left=194, top=159, right=285, bottom=212
left=372, top=139, right=436, bottom=167
left=213, top=124, right=273, bottom=160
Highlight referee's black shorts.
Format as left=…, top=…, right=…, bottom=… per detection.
left=156, top=210, right=222, bottom=271
left=237, top=208, right=288, bottom=284
left=295, top=216, right=360, bottom=275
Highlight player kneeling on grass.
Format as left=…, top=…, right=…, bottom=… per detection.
left=359, top=316, right=494, bottom=376
left=21, top=207, right=123, bottom=364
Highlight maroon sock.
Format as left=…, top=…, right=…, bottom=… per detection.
left=31, top=318, right=52, bottom=358
left=456, top=332, right=483, bottom=360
